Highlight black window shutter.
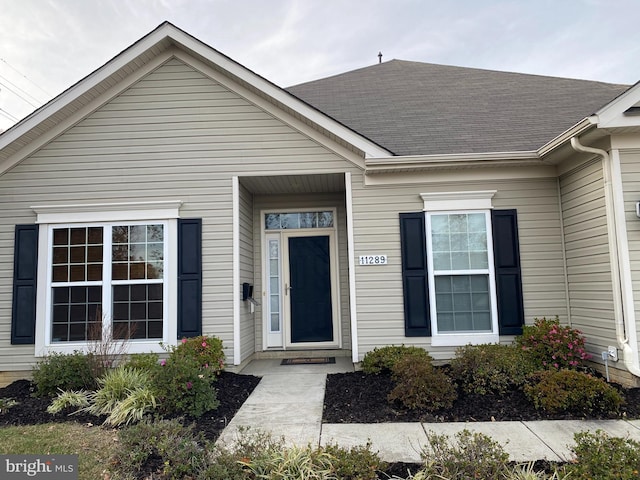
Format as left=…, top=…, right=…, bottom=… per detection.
left=177, top=218, right=202, bottom=338
left=491, top=209, right=524, bottom=335
left=399, top=212, right=431, bottom=336
left=11, top=225, right=39, bottom=345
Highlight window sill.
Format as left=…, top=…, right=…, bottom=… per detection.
left=430, top=333, right=499, bottom=347
left=36, top=340, right=176, bottom=357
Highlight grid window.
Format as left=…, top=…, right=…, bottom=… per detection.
left=49, top=223, right=165, bottom=343
left=428, top=212, right=494, bottom=334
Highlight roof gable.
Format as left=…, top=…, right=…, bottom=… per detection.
left=0, top=22, right=390, bottom=174
left=288, top=60, right=629, bottom=156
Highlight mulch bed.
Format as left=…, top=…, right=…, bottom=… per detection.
left=323, top=371, right=640, bottom=423
left=0, top=372, right=261, bottom=441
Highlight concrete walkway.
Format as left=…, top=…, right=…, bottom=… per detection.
left=217, top=359, right=640, bottom=463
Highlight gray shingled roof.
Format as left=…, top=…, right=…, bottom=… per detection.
left=287, top=60, right=629, bottom=156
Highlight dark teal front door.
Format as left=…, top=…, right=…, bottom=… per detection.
left=288, top=235, right=333, bottom=343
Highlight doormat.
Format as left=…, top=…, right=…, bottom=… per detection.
left=281, top=357, right=336, bottom=365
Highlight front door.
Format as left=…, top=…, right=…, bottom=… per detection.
left=288, top=235, right=333, bottom=343
left=263, top=210, right=340, bottom=349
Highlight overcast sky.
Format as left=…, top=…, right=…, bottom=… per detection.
left=1, top=0, right=639, bottom=131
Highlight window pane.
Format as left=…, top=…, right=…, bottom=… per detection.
left=111, top=284, right=163, bottom=340
left=112, top=224, right=164, bottom=281
left=265, top=211, right=333, bottom=230
left=53, top=247, right=68, bottom=264
left=51, top=286, right=102, bottom=342
left=435, top=275, right=491, bottom=333
left=52, top=265, right=68, bottom=283
left=318, top=211, right=333, bottom=227
left=53, top=229, right=68, bottom=246
left=265, top=214, right=280, bottom=230
left=69, top=265, right=86, bottom=282
left=299, top=212, right=316, bottom=228
left=430, top=213, right=488, bottom=274
left=280, top=213, right=299, bottom=229
left=70, top=228, right=86, bottom=245
left=270, top=313, right=280, bottom=332
left=147, top=225, right=163, bottom=242
left=112, top=263, right=128, bottom=280
left=129, top=225, right=146, bottom=243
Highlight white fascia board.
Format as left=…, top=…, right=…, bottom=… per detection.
left=537, top=117, right=597, bottom=157
left=365, top=150, right=540, bottom=173
left=595, top=81, right=640, bottom=127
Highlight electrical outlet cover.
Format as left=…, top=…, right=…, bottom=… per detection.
left=607, top=346, right=618, bottom=362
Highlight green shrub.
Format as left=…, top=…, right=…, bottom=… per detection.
left=47, top=390, right=90, bottom=414
left=420, top=429, right=511, bottom=479
left=48, top=366, right=158, bottom=426
left=239, top=444, right=335, bottom=480
left=32, top=351, right=97, bottom=397
left=111, top=417, right=209, bottom=480
left=449, top=343, right=538, bottom=395
left=172, top=335, right=225, bottom=374
left=361, top=345, right=432, bottom=374
left=561, top=430, right=640, bottom=479
left=0, top=398, right=18, bottom=414
left=153, top=353, right=219, bottom=417
left=322, top=442, right=387, bottom=480
left=524, top=369, right=623, bottom=416
left=204, top=427, right=284, bottom=480
left=124, top=352, right=160, bottom=372
left=388, top=355, right=457, bottom=411
left=515, top=316, right=591, bottom=370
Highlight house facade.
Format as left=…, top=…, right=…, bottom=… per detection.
left=2, top=23, right=640, bottom=385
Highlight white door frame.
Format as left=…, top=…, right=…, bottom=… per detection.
left=261, top=209, right=341, bottom=350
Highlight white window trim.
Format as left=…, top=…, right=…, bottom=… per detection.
left=426, top=211, right=499, bottom=346
left=34, top=203, right=180, bottom=356
left=31, top=200, right=183, bottom=224
left=420, top=191, right=496, bottom=211
left=422, top=192, right=499, bottom=347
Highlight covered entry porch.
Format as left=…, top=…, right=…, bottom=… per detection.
left=232, top=172, right=358, bottom=367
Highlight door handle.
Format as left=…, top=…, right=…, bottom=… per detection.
left=285, top=283, right=293, bottom=295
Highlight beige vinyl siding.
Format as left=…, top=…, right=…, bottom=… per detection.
left=239, top=183, right=255, bottom=362
left=559, top=157, right=616, bottom=356
left=251, top=193, right=351, bottom=351
left=619, top=149, right=640, bottom=359
left=350, top=176, right=567, bottom=361
left=0, top=57, right=361, bottom=370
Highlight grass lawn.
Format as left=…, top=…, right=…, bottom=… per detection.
left=0, top=423, right=119, bottom=480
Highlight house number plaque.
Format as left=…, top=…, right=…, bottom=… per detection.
left=359, top=255, right=388, bottom=265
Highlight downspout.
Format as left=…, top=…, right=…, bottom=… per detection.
left=570, top=137, right=640, bottom=378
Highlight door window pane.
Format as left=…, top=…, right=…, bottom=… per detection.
left=267, top=239, right=281, bottom=333
left=264, top=211, right=334, bottom=230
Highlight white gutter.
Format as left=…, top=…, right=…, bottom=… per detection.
left=570, top=137, right=640, bottom=378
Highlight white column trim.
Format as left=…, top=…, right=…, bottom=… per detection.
left=232, top=177, right=241, bottom=365
left=611, top=149, right=640, bottom=373
left=345, top=172, right=359, bottom=363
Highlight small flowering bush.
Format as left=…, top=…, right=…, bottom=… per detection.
left=172, top=335, right=225, bottom=374
left=515, top=316, right=591, bottom=370
left=152, top=336, right=224, bottom=417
